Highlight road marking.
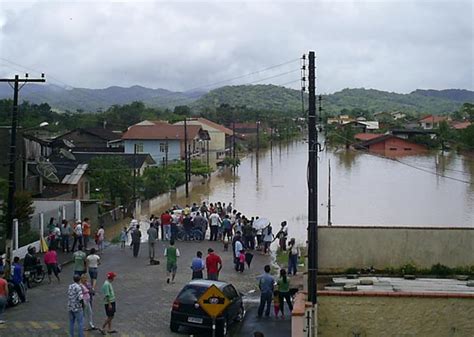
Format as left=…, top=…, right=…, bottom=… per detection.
left=46, top=321, right=61, bottom=329
left=30, top=321, right=41, bottom=328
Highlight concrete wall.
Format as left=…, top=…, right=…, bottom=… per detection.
left=318, top=293, right=474, bottom=337
left=318, top=226, right=474, bottom=272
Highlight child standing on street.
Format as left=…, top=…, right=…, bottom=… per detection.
left=273, top=290, right=281, bottom=318
left=238, top=249, right=246, bottom=272
left=119, top=227, right=127, bottom=249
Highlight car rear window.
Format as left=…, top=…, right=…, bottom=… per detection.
left=177, top=285, right=207, bottom=303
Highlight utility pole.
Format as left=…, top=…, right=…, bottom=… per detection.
left=256, top=118, right=260, bottom=155
left=0, top=73, right=45, bottom=269
left=133, top=143, right=137, bottom=213
left=328, top=159, right=332, bottom=226
left=184, top=117, right=189, bottom=197
left=232, top=110, right=236, bottom=171
left=307, top=51, right=318, bottom=309
left=206, top=140, right=210, bottom=168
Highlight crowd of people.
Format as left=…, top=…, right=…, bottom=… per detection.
left=139, top=200, right=300, bottom=321
left=0, top=200, right=300, bottom=332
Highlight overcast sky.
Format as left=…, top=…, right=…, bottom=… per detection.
left=0, top=0, right=472, bottom=94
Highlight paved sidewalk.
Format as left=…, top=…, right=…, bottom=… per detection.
left=2, top=235, right=291, bottom=337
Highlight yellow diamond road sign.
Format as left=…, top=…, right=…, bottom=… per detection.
left=197, top=284, right=230, bottom=318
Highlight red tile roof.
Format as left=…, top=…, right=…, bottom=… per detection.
left=354, top=133, right=383, bottom=141
left=196, top=118, right=233, bottom=136
left=451, top=121, right=471, bottom=130
left=419, top=115, right=449, bottom=123
left=122, top=124, right=202, bottom=140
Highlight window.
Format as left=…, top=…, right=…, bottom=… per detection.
left=389, top=147, right=397, bottom=151
left=404, top=148, right=412, bottom=151
left=84, top=181, right=90, bottom=195
left=135, top=143, right=144, bottom=153
left=160, top=142, right=168, bottom=153
left=223, top=285, right=239, bottom=300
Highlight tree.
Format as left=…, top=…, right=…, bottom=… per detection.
left=1, top=190, right=35, bottom=248
left=174, top=105, right=191, bottom=116
left=88, top=157, right=135, bottom=206
left=461, top=103, right=474, bottom=122
left=437, top=120, right=453, bottom=151
left=459, top=124, right=474, bottom=150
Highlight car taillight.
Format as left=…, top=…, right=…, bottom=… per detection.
left=172, top=299, right=180, bottom=310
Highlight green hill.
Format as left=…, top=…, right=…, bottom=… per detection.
left=1, top=82, right=471, bottom=116
left=193, top=85, right=472, bottom=115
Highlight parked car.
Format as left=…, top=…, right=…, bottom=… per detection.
left=170, top=280, right=245, bottom=336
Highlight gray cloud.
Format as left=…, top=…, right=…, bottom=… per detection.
left=0, top=0, right=472, bottom=94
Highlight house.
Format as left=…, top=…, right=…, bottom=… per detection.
left=121, top=124, right=210, bottom=165
left=374, top=111, right=406, bottom=121
left=451, top=121, right=472, bottom=130
left=37, top=151, right=155, bottom=200
left=174, top=118, right=233, bottom=161
left=354, top=135, right=428, bottom=157
left=339, top=121, right=380, bottom=133
left=390, top=129, right=437, bottom=140
left=37, top=162, right=90, bottom=200
left=354, top=133, right=383, bottom=141
left=52, top=128, right=123, bottom=151
left=419, top=115, right=450, bottom=130
left=327, top=115, right=356, bottom=125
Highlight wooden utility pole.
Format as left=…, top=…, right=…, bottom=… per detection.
left=184, top=117, right=189, bottom=197
left=0, top=73, right=45, bottom=267
left=328, top=159, right=332, bottom=226
left=307, top=51, right=318, bottom=306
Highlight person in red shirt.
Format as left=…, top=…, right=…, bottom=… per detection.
left=0, top=269, right=9, bottom=323
left=44, top=247, right=60, bottom=283
left=160, top=211, right=172, bottom=241
left=205, top=248, right=222, bottom=281
left=82, top=218, right=91, bottom=250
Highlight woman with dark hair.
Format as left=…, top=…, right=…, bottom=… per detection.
left=277, top=269, right=293, bottom=319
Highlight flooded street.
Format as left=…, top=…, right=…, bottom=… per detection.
left=152, top=140, right=474, bottom=243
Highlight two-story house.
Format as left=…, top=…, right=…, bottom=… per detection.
left=121, top=123, right=209, bottom=165
left=174, top=118, right=233, bottom=161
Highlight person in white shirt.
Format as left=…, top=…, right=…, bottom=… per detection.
left=86, top=248, right=101, bottom=289
left=208, top=211, right=221, bottom=241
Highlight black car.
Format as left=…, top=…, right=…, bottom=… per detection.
left=170, top=279, right=245, bottom=336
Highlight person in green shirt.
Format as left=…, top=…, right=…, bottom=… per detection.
left=164, top=240, right=180, bottom=284
left=99, top=272, right=117, bottom=335
left=277, top=269, right=293, bottom=318
left=73, top=247, right=86, bottom=277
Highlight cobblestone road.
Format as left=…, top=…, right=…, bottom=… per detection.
left=2, top=237, right=291, bottom=337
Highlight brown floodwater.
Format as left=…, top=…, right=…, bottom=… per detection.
left=150, top=139, right=474, bottom=243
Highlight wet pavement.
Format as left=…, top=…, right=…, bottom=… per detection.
left=1, top=234, right=291, bottom=337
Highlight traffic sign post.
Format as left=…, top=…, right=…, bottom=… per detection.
left=197, top=285, right=230, bottom=337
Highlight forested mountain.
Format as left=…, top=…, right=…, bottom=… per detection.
left=410, top=89, right=474, bottom=103
left=0, top=84, right=197, bottom=112
left=194, top=86, right=472, bottom=115
left=0, top=82, right=471, bottom=116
